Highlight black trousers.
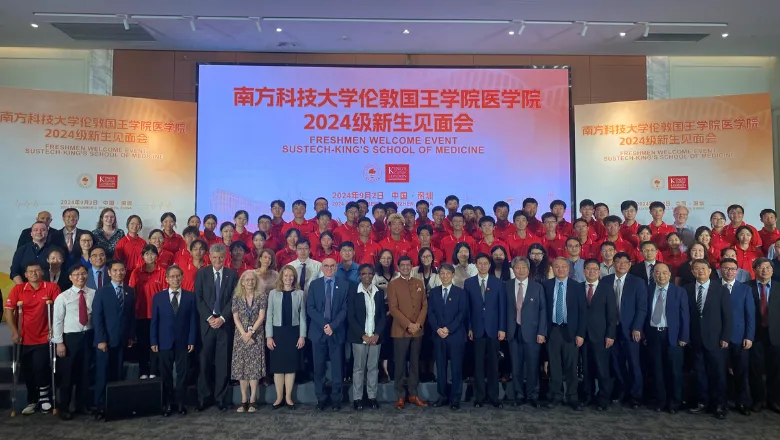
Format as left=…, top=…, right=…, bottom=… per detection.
left=434, top=337, right=464, bottom=404
left=57, top=330, right=93, bottom=412
left=749, top=330, right=780, bottom=406
left=312, top=337, right=344, bottom=403
left=646, top=328, right=683, bottom=408
left=611, top=326, right=643, bottom=401
left=728, top=344, right=751, bottom=406
left=547, top=325, right=578, bottom=403
left=198, top=326, right=231, bottom=406
left=158, top=348, right=190, bottom=407
left=509, top=327, right=542, bottom=401
left=473, top=336, right=500, bottom=402
left=135, top=319, right=158, bottom=376
left=21, top=344, right=50, bottom=405
left=582, top=338, right=612, bottom=407
left=393, top=337, right=422, bottom=397
left=692, top=344, right=727, bottom=408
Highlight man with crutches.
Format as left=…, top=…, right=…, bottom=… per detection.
left=4, top=262, right=61, bottom=415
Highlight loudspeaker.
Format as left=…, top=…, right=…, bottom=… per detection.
left=105, top=378, right=163, bottom=421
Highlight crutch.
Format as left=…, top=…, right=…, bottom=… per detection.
left=10, top=301, right=23, bottom=417
left=46, top=300, right=58, bottom=415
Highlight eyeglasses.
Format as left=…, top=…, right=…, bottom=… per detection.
left=721, top=267, right=738, bottom=272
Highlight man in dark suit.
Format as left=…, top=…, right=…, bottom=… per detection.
left=505, top=256, right=547, bottom=407
left=629, top=241, right=660, bottom=286
left=719, top=257, right=755, bottom=416
left=347, top=264, right=386, bottom=410
left=307, top=257, right=349, bottom=411
left=44, top=247, right=73, bottom=292
left=465, top=253, right=507, bottom=408
left=605, top=252, right=647, bottom=408
left=151, top=265, right=197, bottom=416
left=646, top=262, right=689, bottom=414
left=581, top=259, right=617, bottom=410
left=16, top=211, right=55, bottom=249
left=429, top=263, right=468, bottom=410
left=10, top=221, right=54, bottom=284
left=194, top=243, right=238, bottom=412
left=543, top=257, right=587, bottom=410
left=749, top=258, right=780, bottom=414
left=47, top=208, right=89, bottom=254
left=92, top=260, right=136, bottom=419
left=86, top=247, right=108, bottom=290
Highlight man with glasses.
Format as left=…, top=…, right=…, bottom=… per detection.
left=540, top=212, right=567, bottom=259
left=11, top=221, right=54, bottom=284
left=565, top=238, right=586, bottom=283
left=748, top=258, right=780, bottom=414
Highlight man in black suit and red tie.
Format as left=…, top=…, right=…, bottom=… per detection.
left=581, top=259, right=617, bottom=411
left=194, top=243, right=238, bottom=412
left=749, top=258, right=780, bottom=414
left=151, top=265, right=197, bottom=416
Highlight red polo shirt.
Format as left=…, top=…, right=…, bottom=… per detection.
left=431, top=225, right=448, bottom=249
left=180, top=259, right=207, bottom=291
left=661, top=249, right=688, bottom=276
left=600, top=235, right=636, bottom=261
left=158, top=249, right=175, bottom=269
left=234, top=229, right=253, bottom=249
left=334, top=222, right=360, bottom=247
left=759, top=227, right=780, bottom=255
left=440, top=233, right=478, bottom=263
left=647, top=221, right=676, bottom=250
left=379, top=236, right=414, bottom=263
left=505, top=231, right=541, bottom=259
left=555, top=220, right=573, bottom=238
left=129, top=264, right=168, bottom=320
left=579, top=237, right=601, bottom=260
left=463, top=224, right=483, bottom=242
left=371, top=222, right=388, bottom=242
left=541, top=233, right=568, bottom=259
left=733, top=245, right=763, bottom=278
left=264, top=234, right=283, bottom=252
left=174, top=248, right=210, bottom=269
left=275, top=248, right=298, bottom=267
left=5, top=282, right=60, bottom=345
left=414, top=217, right=432, bottom=229
left=442, top=216, right=455, bottom=233
left=269, top=219, right=285, bottom=244
left=313, top=248, right=342, bottom=263
left=355, top=238, right=382, bottom=265
left=620, top=221, right=641, bottom=247
left=114, top=234, right=147, bottom=280
left=243, top=249, right=260, bottom=268
left=494, top=220, right=513, bottom=241
left=407, top=245, right=445, bottom=267
left=476, top=237, right=509, bottom=258
left=282, top=219, right=316, bottom=237
left=162, top=231, right=186, bottom=254
left=402, top=227, right=420, bottom=245
left=724, top=222, right=762, bottom=248
left=200, top=230, right=222, bottom=248
left=711, top=229, right=731, bottom=252
left=585, top=218, right=606, bottom=242
left=307, top=229, right=332, bottom=253
left=526, top=217, right=545, bottom=237
left=308, top=217, right=339, bottom=232
left=232, top=262, right=253, bottom=278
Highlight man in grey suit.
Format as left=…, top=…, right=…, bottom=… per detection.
left=86, top=247, right=108, bottom=290
left=505, top=256, right=547, bottom=407
left=307, top=257, right=350, bottom=411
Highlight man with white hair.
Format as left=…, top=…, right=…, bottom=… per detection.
left=673, top=205, right=695, bottom=251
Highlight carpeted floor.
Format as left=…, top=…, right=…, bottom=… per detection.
left=2, top=403, right=779, bottom=440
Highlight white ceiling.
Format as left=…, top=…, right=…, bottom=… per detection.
left=2, top=0, right=780, bottom=55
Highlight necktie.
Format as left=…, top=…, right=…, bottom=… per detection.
left=554, top=282, right=564, bottom=324
left=724, top=282, right=732, bottom=293
left=516, top=282, right=524, bottom=325
left=66, top=232, right=73, bottom=252
left=324, top=279, right=333, bottom=321
left=760, top=283, right=769, bottom=328
left=300, top=263, right=307, bottom=290
left=214, top=271, right=222, bottom=314
left=443, top=287, right=449, bottom=302
left=651, top=288, right=665, bottom=326
left=615, top=278, right=622, bottom=314
left=647, top=264, right=655, bottom=285
left=78, top=289, right=88, bottom=326
left=116, top=285, right=124, bottom=310
left=697, top=285, right=705, bottom=315
left=171, top=291, right=179, bottom=315
left=587, top=283, right=594, bottom=304
left=480, top=278, right=486, bottom=301
left=97, top=270, right=103, bottom=289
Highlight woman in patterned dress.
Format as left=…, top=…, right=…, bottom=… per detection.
left=231, top=270, right=267, bottom=413
left=91, top=207, right=125, bottom=259
left=255, top=248, right=278, bottom=386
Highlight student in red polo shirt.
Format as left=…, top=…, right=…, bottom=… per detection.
left=578, top=199, right=606, bottom=242
left=229, top=241, right=253, bottom=276
left=694, top=226, right=723, bottom=269
left=619, top=200, right=641, bottom=247
left=385, top=201, right=399, bottom=217
left=461, top=204, right=482, bottom=241
left=245, top=231, right=266, bottom=267
left=505, top=210, right=541, bottom=258
left=275, top=228, right=300, bottom=267
left=442, top=195, right=460, bottom=232
left=379, top=213, right=413, bottom=263
left=187, top=215, right=201, bottom=229
left=661, top=232, right=688, bottom=277
left=725, top=204, right=762, bottom=248
left=355, top=217, right=382, bottom=265
left=334, top=202, right=361, bottom=246
left=414, top=200, right=432, bottom=228
left=309, top=209, right=336, bottom=251
left=540, top=212, right=568, bottom=258
left=233, top=210, right=253, bottom=249
left=148, top=229, right=175, bottom=269
left=601, top=215, right=637, bottom=260
left=308, top=197, right=340, bottom=231
left=200, top=214, right=222, bottom=248
left=174, top=226, right=208, bottom=269
left=257, top=215, right=281, bottom=252
left=594, top=203, right=610, bottom=224
left=180, top=239, right=207, bottom=291
left=647, top=201, right=676, bottom=250
left=4, top=262, right=60, bottom=415
left=574, top=218, right=600, bottom=260
left=401, top=208, right=419, bottom=243
left=407, top=224, right=445, bottom=267
left=440, top=213, right=477, bottom=263
left=282, top=199, right=315, bottom=237
left=519, top=198, right=542, bottom=238
left=313, top=231, right=342, bottom=263
left=114, top=215, right=147, bottom=278
left=160, top=212, right=186, bottom=254
left=475, top=215, right=509, bottom=257
left=430, top=206, right=450, bottom=246
left=733, top=225, right=764, bottom=278
left=356, top=198, right=369, bottom=219
left=370, top=203, right=388, bottom=242
left=758, top=209, right=780, bottom=255
left=710, top=211, right=731, bottom=251
left=634, top=225, right=665, bottom=263
left=129, top=244, right=168, bottom=379
left=492, top=201, right=513, bottom=240
left=269, top=200, right=287, bottom=248
left=550, top=199, right=572, bottom=237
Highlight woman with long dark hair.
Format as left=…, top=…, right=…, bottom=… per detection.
left=452, top=242, right=477, bottom=288
left=490, top=245, right=512, bottom=281
left=373, top=249, right=395, bottom=383
left=527, top=243, right=552, bottom=283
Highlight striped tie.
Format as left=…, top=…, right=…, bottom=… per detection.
left=697, top=285, right=705, bottom=314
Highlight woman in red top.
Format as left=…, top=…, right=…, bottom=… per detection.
left=662, top=232, right=688, bottom=277
left=229, top=241, right=252, bottom=277
left=694, top=226, right=722, bottom=268
left=181, top=239, right=208, bottom=291
left=313, top=231, right=342, bottom=263
left=160, top=212, right=185, bottom=254
left=233, top=210, right=253, bottom=249
left=187, top=215, right=201, bottom=229
left=635, top=225, right=665, bottom=263
left=129, top=244, right=168, bottom=379
left=148, top=229, right=175, bottom=268
left=114, top=215, right=147, bottom=279
left=710, top=211, right=731, bottom=250
left=733, top=225, right=763, bottom=279
left=275, top=228, right=300, bottom=267
left=201, top=214, right=221, bottom=247
left=245, top=231, right=267, bottom=268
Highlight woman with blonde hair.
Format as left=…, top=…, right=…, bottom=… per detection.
left=231, top=270, right=268, bottom=413
left=265, top=264, right=307, bottom=409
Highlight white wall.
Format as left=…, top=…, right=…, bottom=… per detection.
left=0, top=47, right=93, bottom=93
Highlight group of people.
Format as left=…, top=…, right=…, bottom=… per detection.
left=3, top=195, right=780, bottom=421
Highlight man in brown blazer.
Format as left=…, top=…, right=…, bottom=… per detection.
left=388, top=256, right=429, bottom=409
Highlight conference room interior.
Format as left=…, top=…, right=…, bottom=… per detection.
left=2, top=1, right=780, bottom=439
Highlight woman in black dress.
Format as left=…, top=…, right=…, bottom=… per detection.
left=265, top=264, right=307, bottom=409
left=373, top=249, right=395, bottom=383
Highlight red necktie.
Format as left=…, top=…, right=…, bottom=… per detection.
left=760, top=283, right=769, bottom=328
left=78, top=289, right=88, bottom=326
left=97, top=271, right=103, bottom=289
left=587, top=283, right=594, bottom=304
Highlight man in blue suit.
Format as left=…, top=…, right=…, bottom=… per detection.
left=465, top=253, right=506, bottom=408
left=719, top=257, right=755, bottom=416
left=92, top=260, right=136, bottom=420
left=428, top=263, right=468, bottom=410
left=151, top=265, right=197, bottom=416
left=86, top=247, right=108, bottom=290
left=543, top=257, right=587, bottom=410
left=604, top=252, right=647, bottom=409
left=645, top=262, right=689, bottom=414
left=307, top=257, right=349, bottom=411
left=505, top=256, right=547, bottom=407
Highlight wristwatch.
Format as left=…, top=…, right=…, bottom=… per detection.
left=248, top=328, right=255, bottom=334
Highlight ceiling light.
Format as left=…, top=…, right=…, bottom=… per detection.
left=403, top=29, right=409, bottom=34
left=276, top=27, right=282, bottom=32
left=721, top=33, right=729, bottom=38
left=619, top=32, right=626, bottom=37
left=30, top=23, right=38, bottom=28
left=508, top=31, right=515, bottom=35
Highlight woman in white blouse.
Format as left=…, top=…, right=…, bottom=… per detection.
left=452, top=242, right=478, bottom=288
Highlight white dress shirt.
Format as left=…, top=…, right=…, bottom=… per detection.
left=359, top=283, right=378, bottom=338
left=586, top=280, right=599, bottom=296
left=169, top=288, right=181, bottom=302
left=723, top=279, right=734, bottom=293
left=645, top=260, right=657, bottom=281
left=52, top=285, right=96, bottom=343
left=289, top=258, right=322, bottom=294
left=695, top=280, right=711, bottom=312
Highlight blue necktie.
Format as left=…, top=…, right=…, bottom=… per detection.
left=443, top=287, right=449, bottom=302
left=214, top=271, right=222, bottom=314
left=554, top=282, right=565, bottom=324
left=116, top=285, right=124, bottom=310
left=324, top=279, right=333, bottom=321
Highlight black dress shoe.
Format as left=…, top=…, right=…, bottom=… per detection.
left=59, top=411, right=73, bottom=421
left=450, top=403, right=460, bottom=410
left=735, top=404, right=751, bottom=416
left=179, top=408, right=187, bottom=416
left=195, top=403, right=208, bottom=412
left=511, top=399, right=524, bottom=407
left=162, top=406, right=172, bottom=417
left=630, top=399, right=641, bottom=410
left=571, top=402, right=583, bottom=411
left=751, top=402, right=763, bottom=413
left=353, top=400, right=363, bottom=411
left=529, top=400, right=540, bottom=408
left=94, top=410, right=105, bottom=420
left=432, top=399, right=449, bottom=408
left=596, top=405, right=606, bottom=411
left=473, top=400, right=483, bottom=408
left=654, top=406, right=663, bottom=413
left=669, top=407, right=678, bottom=415
left=491, top=400, right=503, bottom=409
left=368, top=399, right=379, bottom=409
left=317, top=401, right=328, bottom=411
left=332, top=403, right=342, bottom=411
left=544, top=401, right=554, bottom=409
left=688, top=403, right=706, bottom=414
left=714, top=408, right=727, bottom=420
left=769, top=403, right=780, bottom=414
left=218, top=405, right=228, bottom=412
left=287, top=402, right=297, bottom=410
